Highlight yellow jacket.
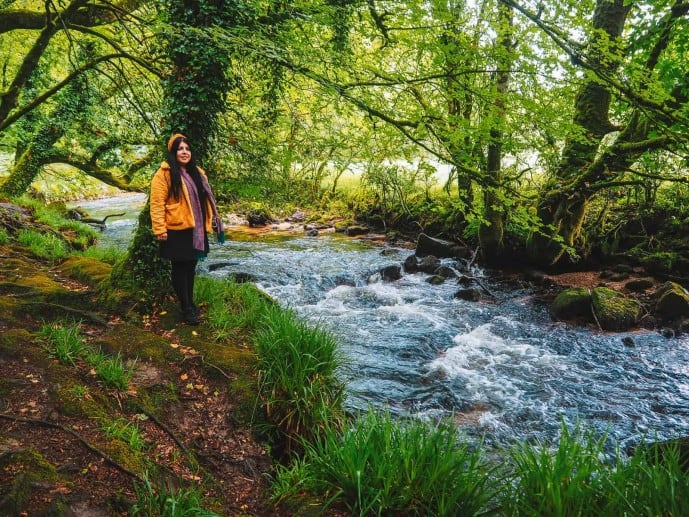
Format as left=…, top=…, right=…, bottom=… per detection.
left=149, top=161, right=214, bottom=237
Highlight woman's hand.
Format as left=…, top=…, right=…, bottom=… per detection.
left=157, top=232, right=168, bottom=241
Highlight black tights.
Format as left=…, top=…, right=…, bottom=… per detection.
left=170, top=260, right=198, bottom=310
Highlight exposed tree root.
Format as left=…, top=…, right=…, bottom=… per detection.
left=0, top=413, right=143, bottom=482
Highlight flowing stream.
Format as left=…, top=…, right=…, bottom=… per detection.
left=75, top=193, right=689, bottom=450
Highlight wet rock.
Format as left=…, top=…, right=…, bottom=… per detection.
left=228, top=272, right=257, bottom=283
left=417, top=255, right=440, bottom=274
left=551, top=287, right=592, bottom=322
left=247, top=211, right=270, bottom=227
left=380, top=264, right=402, bottom=282
left=426, top=275, right=445, bottom=285
left=622, top=336, right=635, bottom=347
left=435, top=265, right=459, bottom=279
left=456, top=275, right=473, bottom=287
left=416, top=233, right=471, bottom=259
left=305, top=228, right=319, bottom=237
left=345, top=225, right=369, bottom=236
left=654, top=281, right=689, bottom=321
left=454, top=288, right=481, bottom=301
left=403, top=254, right=418, bottom=273
left=591, top=287, right=640, bottom=331
left=661, top=327, right=675, bottom=338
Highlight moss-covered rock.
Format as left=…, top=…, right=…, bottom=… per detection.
left=654, top=281, right=689, bottom=321
left=0, top=448, right=63, bottom=515
left=56, top=256, right=112, bottom=286
left=591, top=287, right=640, bottom=331
left=551, top=287, right=592, bottom=323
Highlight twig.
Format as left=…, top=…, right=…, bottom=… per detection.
left=466, top=245, right=480, bottom=270
left=134, top=405, right=192, bottom=458
left=472, top=276, right=500, bottom=300
left=181, top=354, right=233, bottom=381
left=589, top=288, right=603, bottom=331
left=0, top=413, right=143, bottom=482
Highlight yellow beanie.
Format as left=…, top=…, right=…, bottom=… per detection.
left=167, top=133, right=187, bottom=152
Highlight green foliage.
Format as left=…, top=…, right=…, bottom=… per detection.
left=131, top=472, right=219, bottom=517
left=17, top=229, right=69, bottom=262
left=79, top=245, right=125, bottom=266
left=502, top=422, right=610, bottom=515
left=194, top=277, right=271, bottom=341
left=38, top=321, right=89, bottom=366
left=101, top=417, right=147, bottom=452
left=272, top=409, right=495, bottom=516
left=603, top=441, right=689, bottom=515
left=0, top=228, right=9, bottom=244
left=254, top=304, right=345, bottom=455
left=89, top=350, right=135, bottom=391
left=38, top=319, right=135, bottom=391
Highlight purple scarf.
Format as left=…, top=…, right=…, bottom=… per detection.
left=181, top=169, right=225, bottom=257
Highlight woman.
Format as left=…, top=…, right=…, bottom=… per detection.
left=150, top=133, right=225, bottom=325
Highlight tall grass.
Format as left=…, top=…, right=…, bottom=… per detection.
left=254, top=304, right=345, bottom=454
left=501, top=423, right=689, bottom=516
left=194, top=277, right=270, bottom=340
left=131, top=472, right=219, bottom=517
left=101, top=417, right=147, bottom=452
left=79, top=244, right=125, bottom=265
left=89, top=350, right=135, bottom=391
left=39, top=321, right=89, bottom=365
left=272, top=409, right=495, bottom=516
left=501, top=423, right=609, bottom=516
left=17, top=229, right=69, bottom=262
left=602, top=440, right=689, bottom=515
left=38, top=319, right=135, bottom=391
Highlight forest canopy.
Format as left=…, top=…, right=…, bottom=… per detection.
left=1, top=0, right=689, bottom=268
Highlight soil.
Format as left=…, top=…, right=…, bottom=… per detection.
left=0, top=241, right=281, bottom=515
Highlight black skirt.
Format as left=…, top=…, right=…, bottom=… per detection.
left=159, top=229, right=209, bottom=261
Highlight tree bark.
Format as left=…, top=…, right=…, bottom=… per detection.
left=479, top=2, right=513, bottom=262
left=526, top=0, right=631, bottom=266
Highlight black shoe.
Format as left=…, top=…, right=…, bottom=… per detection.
left=183, top=307, right=200, bottom=325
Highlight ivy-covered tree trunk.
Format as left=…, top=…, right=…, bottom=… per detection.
left=526, top=0, right=631, bottom=266
left=109, top=0, right=239, bottom=300
left=0, top=58, right=91, bottom=198
left=478, top=2, right=513, bottom=262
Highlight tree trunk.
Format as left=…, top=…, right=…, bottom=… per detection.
left=0, top=64, right=90, bottom=198
left=110, top=0, right=236, bottom=299
left=479, top=2, right=513, bottom=262
left=526, top=0, right=631, bottom=266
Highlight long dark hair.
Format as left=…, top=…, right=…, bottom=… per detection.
left=166, top=135, right=202, bottom=201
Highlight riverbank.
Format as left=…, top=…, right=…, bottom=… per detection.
left=3, top=198, right=689, bottom=515
left=0, top=202, right=278, bottom=515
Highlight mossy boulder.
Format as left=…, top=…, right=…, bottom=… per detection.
left=56, top=256, right=112, bottom=286
left=654, top=281, right=689, bottom=321
left=0, top=448, right=62, bottom=514
left=591, top=287, right=640, bottom=331
left=551, top=287, right=592, bottom=322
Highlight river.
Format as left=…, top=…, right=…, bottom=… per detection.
left=74, top=193, right=689, bottom=451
